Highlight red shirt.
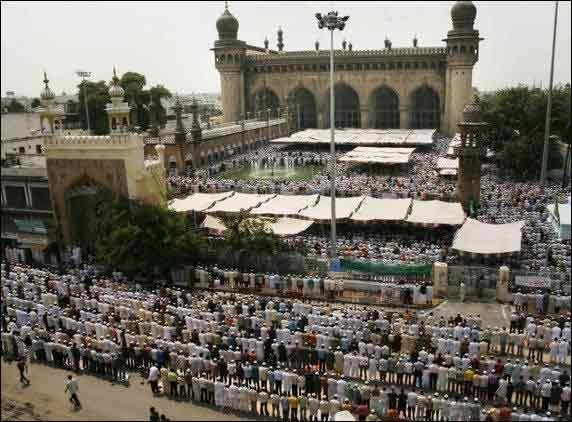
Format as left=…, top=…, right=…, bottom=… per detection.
left=356, top=404, right=369, bottom=417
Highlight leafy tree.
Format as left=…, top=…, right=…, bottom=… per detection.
left=31, top=98, right=41, bottom=109
left=149, top=85, right=172, bottom=127
left=95, top=198, right=206, bottom=281
left=220, top=211, right=280, bottom=257
left=476, top=84, right=570, bottom=179
left=120, top=72, right=147, bottom=129
left=498, top=130, right=562, bottom=181
left=6, top=99, right=25, bottom=113
left=77, top=80, right=111, bottom=135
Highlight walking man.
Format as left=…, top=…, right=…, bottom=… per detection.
left=65, top=374, right=81, bottom=409
left=17, top=355, right=30, bottom=386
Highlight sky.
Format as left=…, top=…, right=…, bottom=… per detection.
left=1, top=1, right=571, bottom=98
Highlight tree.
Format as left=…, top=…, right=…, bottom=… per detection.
left=476, top=84, right=570, bottom=179
left=95, top=198, right=206, bottom=281
left=6, top=99, right=25, bottom=113
left=31, top=98, right=41, bottom=109
left=77, top=80, right=111, bottom=135
left=497, top=130, right=562, bottom=181
left=120, top=72, right=147, bottom=129
left=220, top=211, right=280, bottom=254
left=149, top=85, right=172, bottom=127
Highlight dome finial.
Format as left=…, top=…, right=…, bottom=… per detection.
left=113, top=66, right=117, bottom=79
left=216, top=0, right=239, bottom=40
left=43, top=71, right=49, bottom=88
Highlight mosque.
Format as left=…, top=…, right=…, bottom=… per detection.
left=213, top=1, right=483, bottom=137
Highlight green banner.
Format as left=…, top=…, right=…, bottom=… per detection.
left=339, top=259, right=433, bottom=276
left=14, top=219, right=47, bottom=235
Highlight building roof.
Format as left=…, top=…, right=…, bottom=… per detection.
left=245, top=47, right=446, bottom=63
left=144, top=118, right=286, bottom=145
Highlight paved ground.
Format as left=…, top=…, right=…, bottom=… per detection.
left=429, top=299, right=511, bottom=328
left=1, top=361, right=254, bottom=421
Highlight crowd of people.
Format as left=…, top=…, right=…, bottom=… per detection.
left=2, top=262, right=571, bottom=421
left=165, top=134, right=571, bottom=288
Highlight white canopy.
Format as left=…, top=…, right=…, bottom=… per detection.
left=271, top=128, right=435, bottom=146
left=339, top=147, right=415, bottom=164
left=298, top=195, right=365, bottom=221
left=406, top=200, right=466, bottom=226
left=452, top=218, right=524, bottom=254
left=250, top=194, right=319, bottom=216
left=207, top=193, right=276, bottom=213
left=436, top=157, right=459, bottom=170
left=168, top=192, right=235, bottom=212
left=200, top=214, right=226, bottom=234
left=200, top=215, right=313, bottom=236
left=351, top=197, right=412, bottom=222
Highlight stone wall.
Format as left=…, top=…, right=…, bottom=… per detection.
left=46, top=158, right=128, bottom=243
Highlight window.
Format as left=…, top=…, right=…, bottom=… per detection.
left=19, top=147, right=25, bottom=154
left=30, top=187, right=52, bottom=210
left=36, top=144, right=42, bottom=154
left=4, top=185, right=27, bottom=208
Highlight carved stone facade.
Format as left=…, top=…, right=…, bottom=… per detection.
left=143, top=119, right=288, bottom=175
left=213, top=1, right=482, bottom=137
left=45, top=134, right=167, bottom=244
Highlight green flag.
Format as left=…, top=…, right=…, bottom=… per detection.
left=554, top=198, right=560, bottom=223
left=469, top=199, right=476, bottom=218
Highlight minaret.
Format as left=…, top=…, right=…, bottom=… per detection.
left=264, top=36, right=269, bottom=51
left=213, top=2, right=246, bottom=123
left=443, top=1, right=483, bottom=137
left=189, top=97, right=202, bottom=143
left=455, top=102, right=488, bottom=210
left=173, top=95, right=186, bottom=144
left=342, top=39, right=347, bottom=50
left=277, top=26, right=284, bottom=52
left=38, top=71, right=64, bottom=134
left=105, top=67, right=131, bottom=132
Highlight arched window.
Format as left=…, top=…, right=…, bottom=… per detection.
left=369, top=86, right=399, bottom=129
left=288, top=87, right=317, bottom=129
left=248, top=87, right=280, bottom=116
left=326, top=83, right=360, bottom=128
left=409, top=86, right=440, bottom=129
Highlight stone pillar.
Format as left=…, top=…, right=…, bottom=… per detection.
left=399, top=105, right=410, bottom=129
left=497, top=266, right=510, bottom=303
left=220, top=71, right=242, bottom=123
left=433, top=262, right=449, bottom=298
left=360, top=108, right=368, bottom=129
left=318, top=110, right=325, bottom=129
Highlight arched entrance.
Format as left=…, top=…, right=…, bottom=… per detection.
left=168, top=156, right=178, bottom=176
left=289, top=87, right=317, bottom=129
left=65, top=177, right=113, bottom=254
left=409, top=86, right=440, bottom=129
left=326, top=83, right=360, bottom=128
left=369, top=86, right=399, bottom=128
left=249, top=87, right=281, bottom=117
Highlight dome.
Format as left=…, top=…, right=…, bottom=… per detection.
left=109, top=68, right=125, bottom=98
left=40, top=72, right=55, bottom=101
left=451, top=1, right=477, bottom=30
left=109, top=81, right=124, bottom=98
left=216, top=5, right=239, bottom=40
left=41, top=86, right=55, bottom=101
left=462, top=102, right=482, bottom=123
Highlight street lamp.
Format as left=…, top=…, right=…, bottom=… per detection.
left=316, top=10, right=349, bottom=263
left=75, top=70, right=91, bottom=134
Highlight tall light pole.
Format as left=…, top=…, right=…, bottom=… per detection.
left=540, top=1, right=559, bottom=185
left=76, top=70, right=92, bottom=134
left=316, top=10, right=349, bottom=263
